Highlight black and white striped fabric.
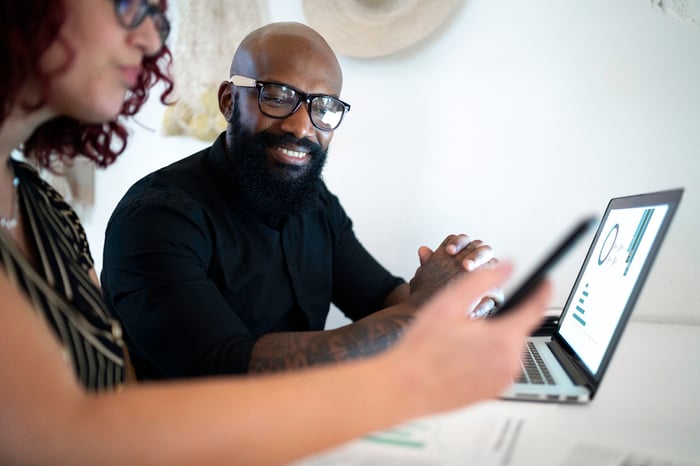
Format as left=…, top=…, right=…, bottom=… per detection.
left=0, top=159, right=125, bottom=391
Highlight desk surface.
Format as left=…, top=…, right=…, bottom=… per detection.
left=295, top=321, right=700, bottom=466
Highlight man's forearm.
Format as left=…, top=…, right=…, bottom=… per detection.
left=248, top=303, right=415, bottom=373
left=382, top=283, right=410, bottom=307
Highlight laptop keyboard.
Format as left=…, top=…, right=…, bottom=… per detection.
left=518, top=342, right=555, bottom=385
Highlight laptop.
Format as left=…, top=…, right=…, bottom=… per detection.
left=501, top=188, right=684, bottom=403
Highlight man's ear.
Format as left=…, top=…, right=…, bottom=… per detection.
left=218, top=81, right=234, bottom=122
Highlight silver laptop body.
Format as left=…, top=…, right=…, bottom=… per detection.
left=501, top=188, right=683, bottom=403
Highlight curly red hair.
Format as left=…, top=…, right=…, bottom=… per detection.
left=0, top=0, right=174, bottom=168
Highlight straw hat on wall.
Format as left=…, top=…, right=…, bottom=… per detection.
left=302, top=0, right=461, bottom=58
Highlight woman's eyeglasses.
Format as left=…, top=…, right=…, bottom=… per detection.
left=229, top=75, right=351, bottom=132
left=114, top=0, right=170, bottom=45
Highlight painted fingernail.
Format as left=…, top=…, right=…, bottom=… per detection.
left=471, top=301, right=495, bottom=319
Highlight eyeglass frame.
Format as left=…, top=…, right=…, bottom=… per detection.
left=113, top=0, right=171, bottom=45
left=228, top=75, right=351, bottom=132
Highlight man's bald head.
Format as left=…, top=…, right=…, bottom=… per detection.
left=230, top=22, right=343, bottom=96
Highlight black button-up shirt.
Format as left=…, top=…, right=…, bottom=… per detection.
left=101, top=133, right=404, bottom=379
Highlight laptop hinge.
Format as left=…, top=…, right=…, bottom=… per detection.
left=547, top=340, right=593, bottom=389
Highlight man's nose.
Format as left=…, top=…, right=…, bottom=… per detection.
left=279, top=102, right=316, bottom=140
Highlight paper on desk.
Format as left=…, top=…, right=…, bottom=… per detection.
left=558, top=442, right=697, bottom=466
left=292, top=408, right=699, bottom=466
left=292, top=408, right=529, bottom=466
left=291, top=419, right=447, bottom=465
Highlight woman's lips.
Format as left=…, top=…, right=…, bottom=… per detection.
left=120, top=66, right=141, bottom=87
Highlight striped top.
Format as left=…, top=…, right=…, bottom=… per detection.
left=0, top=159, right=125, bottom=390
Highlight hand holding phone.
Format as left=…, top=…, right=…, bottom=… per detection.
left=488, top=216, right=598, bottom=319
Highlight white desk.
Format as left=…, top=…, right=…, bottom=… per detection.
left=295, top=321, right=700, bottom=465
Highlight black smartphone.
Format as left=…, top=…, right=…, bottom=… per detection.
left=488, top=215, right=598, bottom=319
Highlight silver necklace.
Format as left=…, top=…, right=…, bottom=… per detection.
left=1, top=164, right=19, bottom=230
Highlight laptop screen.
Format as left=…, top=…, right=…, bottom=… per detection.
left=558, top=198, right=674, bottom=375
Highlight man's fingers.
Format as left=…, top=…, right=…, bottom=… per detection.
left=445, top=234, right=470, bottom=255
left=417, top=246, right=433, bottom=266
left=463, top=245, right=495, bottom=271
left=424, top=262, right=513, bottom=318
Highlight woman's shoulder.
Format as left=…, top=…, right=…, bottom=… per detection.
left=12, top=158, right=93, bottom=268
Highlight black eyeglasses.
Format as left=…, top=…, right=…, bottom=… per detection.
left=229, top=75, right=351, bottom=131
left=114, top=0, right=170, bottom=45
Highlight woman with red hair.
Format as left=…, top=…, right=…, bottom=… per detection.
left=0, top=1, right=549, bottom=464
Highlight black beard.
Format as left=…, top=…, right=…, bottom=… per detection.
left=229, top=106, right=328, bottom=224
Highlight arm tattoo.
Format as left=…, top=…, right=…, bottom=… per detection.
left=248, top=313, right=413, bottom=373
left=307, top=312, right=412, bottom=362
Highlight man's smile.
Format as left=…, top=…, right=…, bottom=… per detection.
left=269, top=145, right=310, bottom=166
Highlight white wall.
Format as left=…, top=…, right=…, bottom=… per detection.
left=84, top=0, right=700, bottom=327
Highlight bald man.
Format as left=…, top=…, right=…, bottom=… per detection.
left=101, top=22, right=499, bottom=380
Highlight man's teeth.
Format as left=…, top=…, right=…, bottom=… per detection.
left=279, top=147, right=307, bottom=159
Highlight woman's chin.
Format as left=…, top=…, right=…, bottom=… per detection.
left=82, top=104, right=124, bottom=124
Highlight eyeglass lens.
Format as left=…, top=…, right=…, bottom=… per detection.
left=114, top=0, right=170, bottom=43
left=259, top=84, right=346, bottom=131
